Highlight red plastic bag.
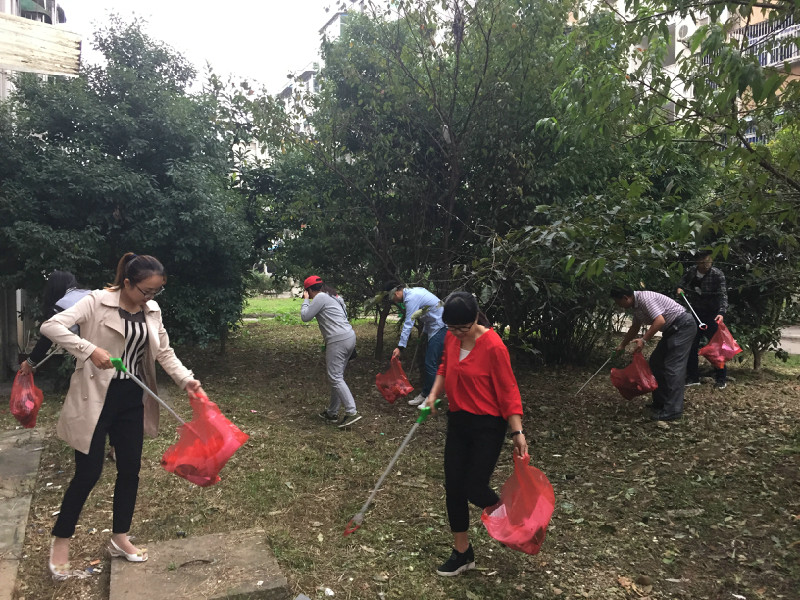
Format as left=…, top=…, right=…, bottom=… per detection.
left=698, top=322, right=742, bottom=369
left=161, top=390, right=249, bottom=487
left=375, top=357, right=414, bottom=403
left=10, top=371, right=44, bottom=428
left=610, top=352, right=658, bottom=400
left=481, top=454, right=555, bottom=555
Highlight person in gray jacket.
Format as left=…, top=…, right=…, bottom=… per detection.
left=301, top=275, right=361, bottom=428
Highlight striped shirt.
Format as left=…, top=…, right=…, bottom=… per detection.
left=632, top=291, right=687, bottom=329
left=113, top=308, right=148, bottom=380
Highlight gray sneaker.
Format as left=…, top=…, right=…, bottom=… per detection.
left=337, top=413, right=363, bottom=428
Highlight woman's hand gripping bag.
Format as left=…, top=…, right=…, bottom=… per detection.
left=481, top=454, right=555, bottom=555
left=375, top=356, right=414, bottom=403
left=161, top=390, right=249, bottom=487
left=10, top=371, right=44, bottom=428
left=610, top=352, right=658, bottom=400
left=698, top=322, right=742, bottom=369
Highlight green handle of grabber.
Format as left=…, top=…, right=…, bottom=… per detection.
left=416, top=398, right=443, bottom=424
left=110, top=357, right=127, bottom=373
left=109, top=357, right=187, bottom=426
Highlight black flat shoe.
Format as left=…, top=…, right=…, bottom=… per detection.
left=652, top=412, right=682, bottom=422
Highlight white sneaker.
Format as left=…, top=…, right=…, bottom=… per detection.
left=408, top=393, right=426, bottom=406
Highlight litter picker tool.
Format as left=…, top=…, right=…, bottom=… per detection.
left=575, top=350, right=621, bottom=396
left=110, top=357, right=186, bottom=425
left=30, top=346, right=60, bottom=371
left=111, top=357, right=248, bottom=488
left=679, top=291, right=707, bottom=330
left=344, top=399, right=442, bottom=536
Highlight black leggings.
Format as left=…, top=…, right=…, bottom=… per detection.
left=444, top=411, right=507, bottom=532
left=52, top=379, right=144, bottom=538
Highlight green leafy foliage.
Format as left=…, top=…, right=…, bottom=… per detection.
left=0, top=17, right=257, bottom=346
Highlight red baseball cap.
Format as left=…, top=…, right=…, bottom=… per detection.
left=304, top=275, right=323, bottom=290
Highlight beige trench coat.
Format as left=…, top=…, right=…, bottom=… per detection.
left=40, top=289, right=194, bottom=455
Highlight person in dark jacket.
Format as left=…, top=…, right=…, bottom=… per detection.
left=19, top=271, right=86, bottom=376
left=677, top=251, right=729, bottom=389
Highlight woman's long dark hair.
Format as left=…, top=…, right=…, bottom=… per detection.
left=321, top=283, right=339, bottom=297
left=41, top=271, right=78, bottom=316
left=442, top=291, right=490, bottom=327
left=107, top=252, right=165, bottom=290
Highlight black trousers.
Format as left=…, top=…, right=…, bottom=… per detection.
left=649, top=312, right=696, bottom=419
left=52, top=379, right=144, bottom=538
left=444, top=411, right=507, bottom=533
left=686, top=311, right=727, bottom=383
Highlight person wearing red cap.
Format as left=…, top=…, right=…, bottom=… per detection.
left=301, top=276, right=361, bottom=427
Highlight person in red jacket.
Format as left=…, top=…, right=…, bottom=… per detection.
left=422, top=292, right=528, bottom=576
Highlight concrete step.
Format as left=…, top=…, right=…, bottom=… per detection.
left=109, top=528, right=290, bottom=600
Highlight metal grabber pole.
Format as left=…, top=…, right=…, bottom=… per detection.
left=575, top=350, right=622, bottom=396
left=344, top=398, right=442, bottom=536
left=110, top=357, right=187, bottom=425
left=679, top=291, right=708, bottom=330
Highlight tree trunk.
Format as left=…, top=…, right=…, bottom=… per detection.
left=0, top=287, right=18, bottom=381
left=219, top=326, right=227, bottom=354
left=752, top=346, right=763, bottom=371
left=374, top=302, right=392, bottom=359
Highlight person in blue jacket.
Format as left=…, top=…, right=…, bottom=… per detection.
left=384, top=282, right=446, bottom=406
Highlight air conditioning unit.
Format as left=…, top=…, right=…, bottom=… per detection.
left=677, top=24, right=690, bottom=44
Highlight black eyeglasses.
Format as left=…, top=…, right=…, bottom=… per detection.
left=447, top=323, right=473, bottom=334
left=135, top=284, right=165, bottom=299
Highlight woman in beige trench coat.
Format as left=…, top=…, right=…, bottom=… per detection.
left=40, top=252, right=203, bottom=580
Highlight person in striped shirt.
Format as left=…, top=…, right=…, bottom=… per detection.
left=611, top=287, right=695, bottom=422
left=41, top=253, right=202, bottom=580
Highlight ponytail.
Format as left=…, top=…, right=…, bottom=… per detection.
left=107, top=252, right=165, bottom=290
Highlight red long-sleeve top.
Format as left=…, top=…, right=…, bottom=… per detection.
left=437, top=329, right=523, bottom=419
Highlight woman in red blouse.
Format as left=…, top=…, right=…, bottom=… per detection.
left=422, top=292, right=527, bottom=576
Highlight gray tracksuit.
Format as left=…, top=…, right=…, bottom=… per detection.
left=301, top=293, right=357, bottom=416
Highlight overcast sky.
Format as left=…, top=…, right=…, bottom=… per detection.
left=57, top=0, right=339, bottom=93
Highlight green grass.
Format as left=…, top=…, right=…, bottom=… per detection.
left=244, top=295, right=372, bottom=325
left=244, top=295, right=303, bottom=315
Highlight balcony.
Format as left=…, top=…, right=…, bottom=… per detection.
left=732, top=14, right=794, bottom=41
left=733, top=17, right=800, bottom=69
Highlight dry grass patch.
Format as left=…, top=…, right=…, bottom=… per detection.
left=4, top=320, right=800, bottom=599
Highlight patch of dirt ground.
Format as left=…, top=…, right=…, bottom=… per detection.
left=3, top=319, right=800, bottom=599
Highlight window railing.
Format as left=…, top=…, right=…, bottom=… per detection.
left=748, top=24, right=800, bottom=67
left=731, top=14, right=794, bottom=41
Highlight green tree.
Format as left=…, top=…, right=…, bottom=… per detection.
left=0, top=17, right=254, bottom=351
left=542, top=1, right=800, bottom=367
left=268, top=0, right=656, bottom=361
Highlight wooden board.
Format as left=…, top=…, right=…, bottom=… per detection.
left=0, top=12, right=80, bottom=76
